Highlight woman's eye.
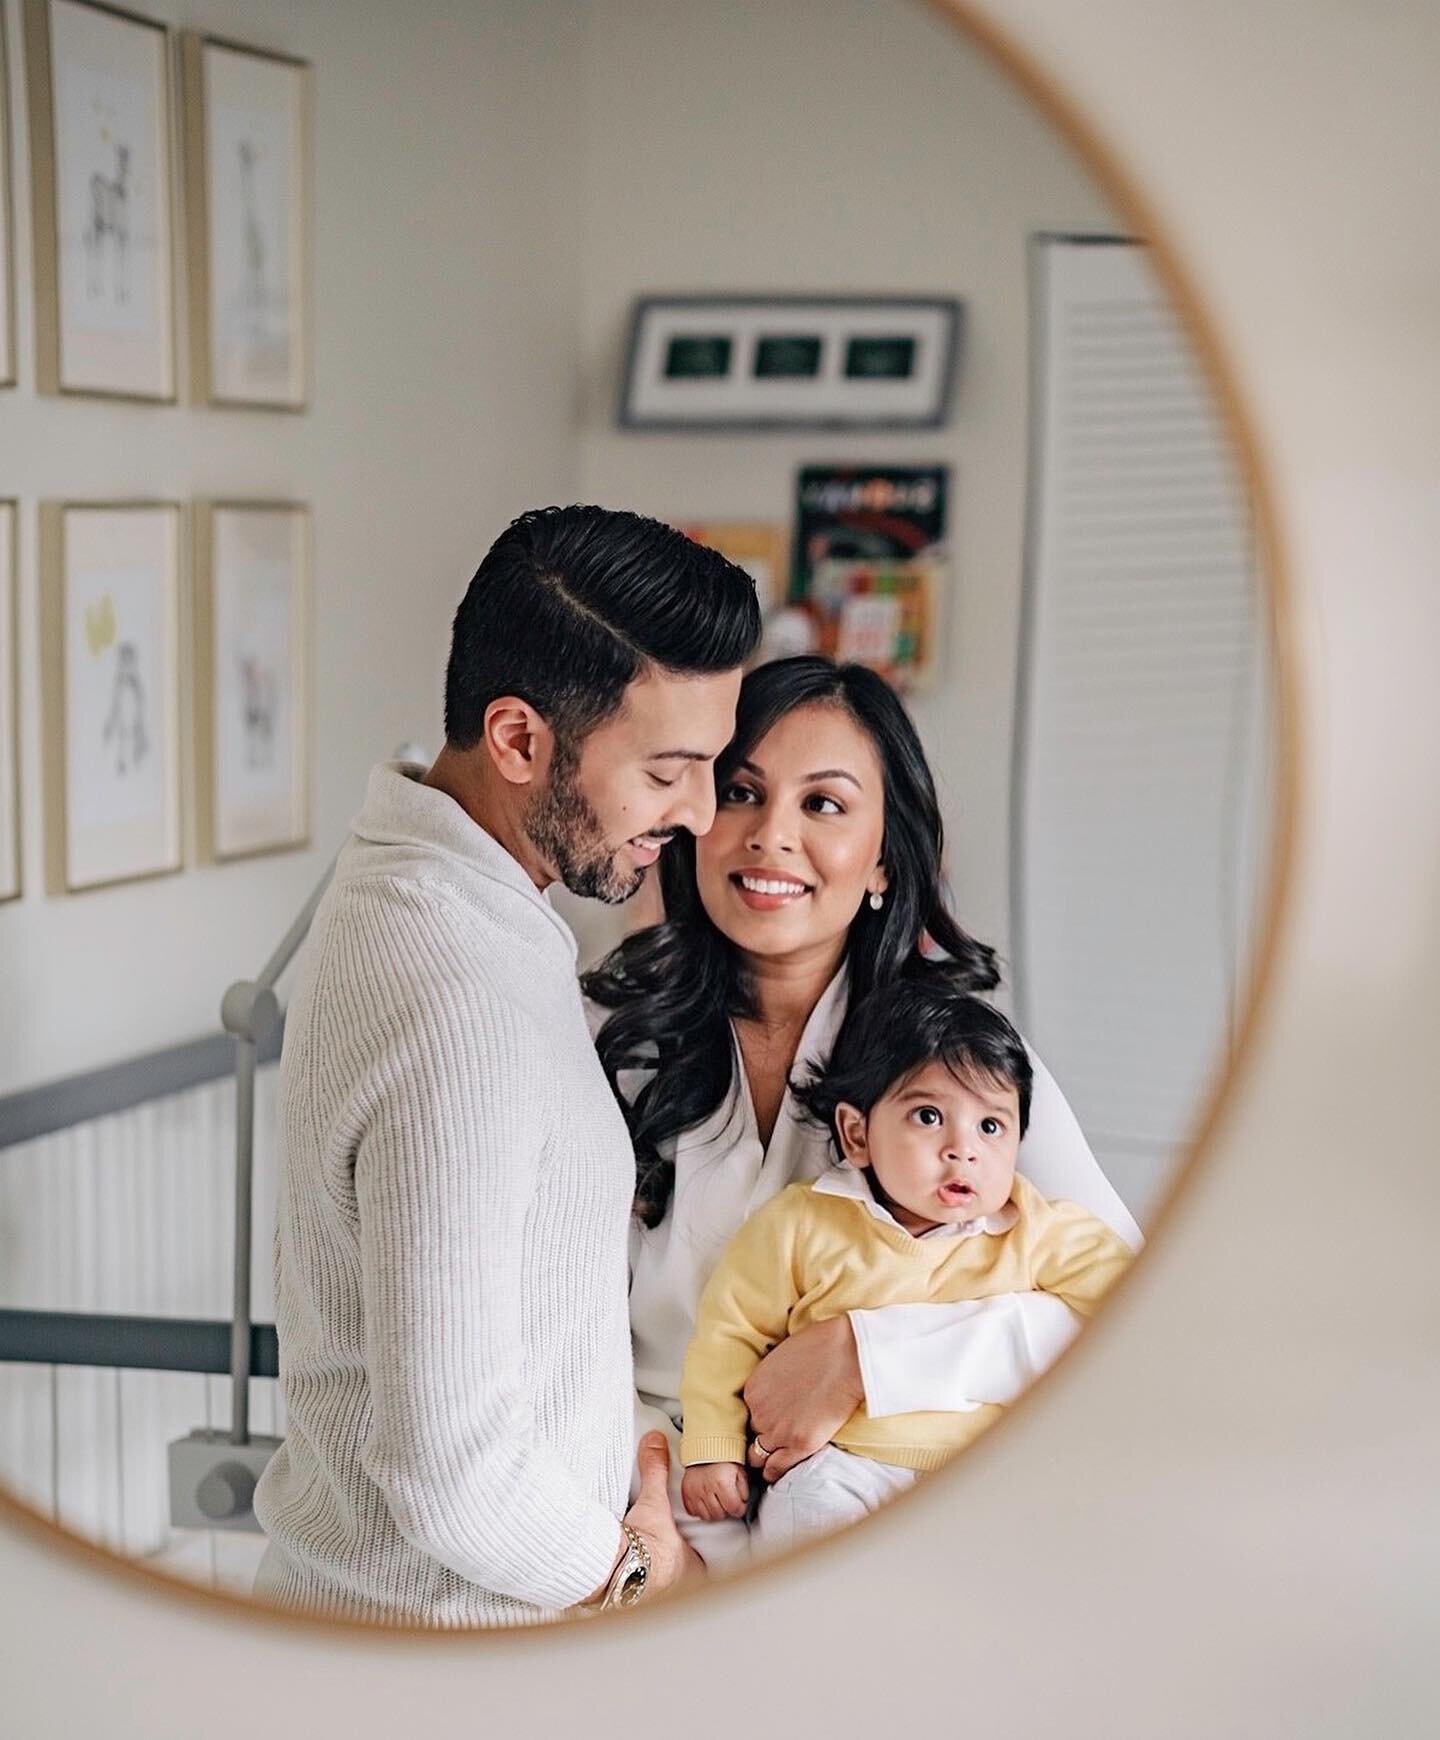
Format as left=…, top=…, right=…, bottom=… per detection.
left=912, top=1106, right=942, bottom=1127
left=804, top=792, right=844, bottom=815
left=719, top=781, right=758, bottom=804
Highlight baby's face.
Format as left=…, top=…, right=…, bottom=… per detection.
left=839, top=1061, right=1022, bottom=1235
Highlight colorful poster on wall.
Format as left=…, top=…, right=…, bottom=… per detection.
left=791, top=465, right=948, bottom=691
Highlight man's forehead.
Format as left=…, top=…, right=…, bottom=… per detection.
left=610, top=666, right=740, bottom=755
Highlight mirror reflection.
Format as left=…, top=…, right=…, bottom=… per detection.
left=0, top=0, right=1272, bottom=1622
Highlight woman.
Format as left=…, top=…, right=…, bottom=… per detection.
left=584, top=657, right=1139, bottom=1562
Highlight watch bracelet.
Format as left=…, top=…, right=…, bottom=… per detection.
left=575, top=1520, right=651, bottom=1615
left=610, top=1521, right=651, bottom=1608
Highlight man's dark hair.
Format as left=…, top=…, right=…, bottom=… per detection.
left=792, top=972, right=1034, bottom=1159
left=444, top=506, right=762, bottom=750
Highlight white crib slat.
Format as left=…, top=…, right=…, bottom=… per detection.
left=54, top=1364, right=117, bottom=1547
left=0, top=1364, right=57, bottom=1517
left=112, top=1367, right=126, bottom=1546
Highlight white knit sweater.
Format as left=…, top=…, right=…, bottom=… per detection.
left=253, top=763, right=634, bottom=1628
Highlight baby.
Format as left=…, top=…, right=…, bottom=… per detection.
left=678, top=976, right=1134, bottom=1556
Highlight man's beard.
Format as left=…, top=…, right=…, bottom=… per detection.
left=524, top=737, right=648, bottom=905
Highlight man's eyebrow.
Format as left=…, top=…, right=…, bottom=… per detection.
left=737, top=759, right=864, bottom=789
left=647, top=749, right=715, bottom=763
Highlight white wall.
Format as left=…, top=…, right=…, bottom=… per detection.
left=0, top=0, right=586, bottom=1094
left=574, top=0, right=1117, bottom=971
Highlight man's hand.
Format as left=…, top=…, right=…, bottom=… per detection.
left=743, top=1314, right=863, bottom=1482
left=681, top=1461, right=749, bottom=1521
left=622, top=1431, right=703, bottom=1593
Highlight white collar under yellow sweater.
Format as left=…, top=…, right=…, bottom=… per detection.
left=811, top=1159, right=1021, bottom=1242
left=678, top=1170, right=1134, bottom=1473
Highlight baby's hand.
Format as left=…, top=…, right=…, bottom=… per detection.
left=681, top=1461, right=749, bottom=1521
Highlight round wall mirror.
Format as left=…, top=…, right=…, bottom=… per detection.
left=0, top=0, right=1287, bottom=1635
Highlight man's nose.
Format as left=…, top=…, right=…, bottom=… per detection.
left=671, top=768, right=717, bottom=837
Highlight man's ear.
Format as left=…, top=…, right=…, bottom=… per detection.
left=483, top=697, right=551, bottom=788
left=834, top=1103, right=871, bottom=1168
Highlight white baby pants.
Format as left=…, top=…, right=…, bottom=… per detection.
left=635, top=1400, right=919, bottom=1573
left=752, top=1445, right=918, bottom=1558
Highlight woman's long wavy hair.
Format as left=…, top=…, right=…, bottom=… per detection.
left=582, top=656, right=999, bottom=1226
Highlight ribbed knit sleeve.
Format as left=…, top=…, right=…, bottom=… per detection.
left=354, top=975, right=622, bottom=1611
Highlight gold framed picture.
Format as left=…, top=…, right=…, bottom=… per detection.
left=193, top=501, right=310, bottom=860
left=181, top=34, right=310, bottom=409
left=24, top=0, right=177, bottom=400
left=40, top=501, right=184, bottom=892
left=0, top=502, right=19, bottom=901
left=0, top=14, right=17, bottom=388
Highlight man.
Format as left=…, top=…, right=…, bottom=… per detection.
left=254, top=506, right=760, bottom=1625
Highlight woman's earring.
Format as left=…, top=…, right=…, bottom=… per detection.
left=868, top=891, right=884, bottom=911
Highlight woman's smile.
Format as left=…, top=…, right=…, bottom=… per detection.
left=729, top=869, right=815, bottom=909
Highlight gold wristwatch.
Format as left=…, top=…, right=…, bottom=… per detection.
left=592, top=1522, right=651, bottom=1611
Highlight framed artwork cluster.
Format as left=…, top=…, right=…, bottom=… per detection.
left=0, top=6, right=315, bottom=900
left=30, top=500, right=311, bottom=895
left=14, top=0, right=310, bottom=406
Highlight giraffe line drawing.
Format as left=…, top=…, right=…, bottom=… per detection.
left=101, top=642, right=149, bottom=775
left=238, top=138, right=268, bottom=338
left=237, top=654, right=277, bottom=769
left=85, top=142, right=131, bottom=305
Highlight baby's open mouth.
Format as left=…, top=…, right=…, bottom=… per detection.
left=939, top=1180, right=976, bottom=1202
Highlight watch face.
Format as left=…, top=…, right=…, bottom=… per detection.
left=617, top=1565, right=647, bottom=1607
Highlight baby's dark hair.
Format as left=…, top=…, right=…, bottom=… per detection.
left=792, top=972, right=1034, bottom=1159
